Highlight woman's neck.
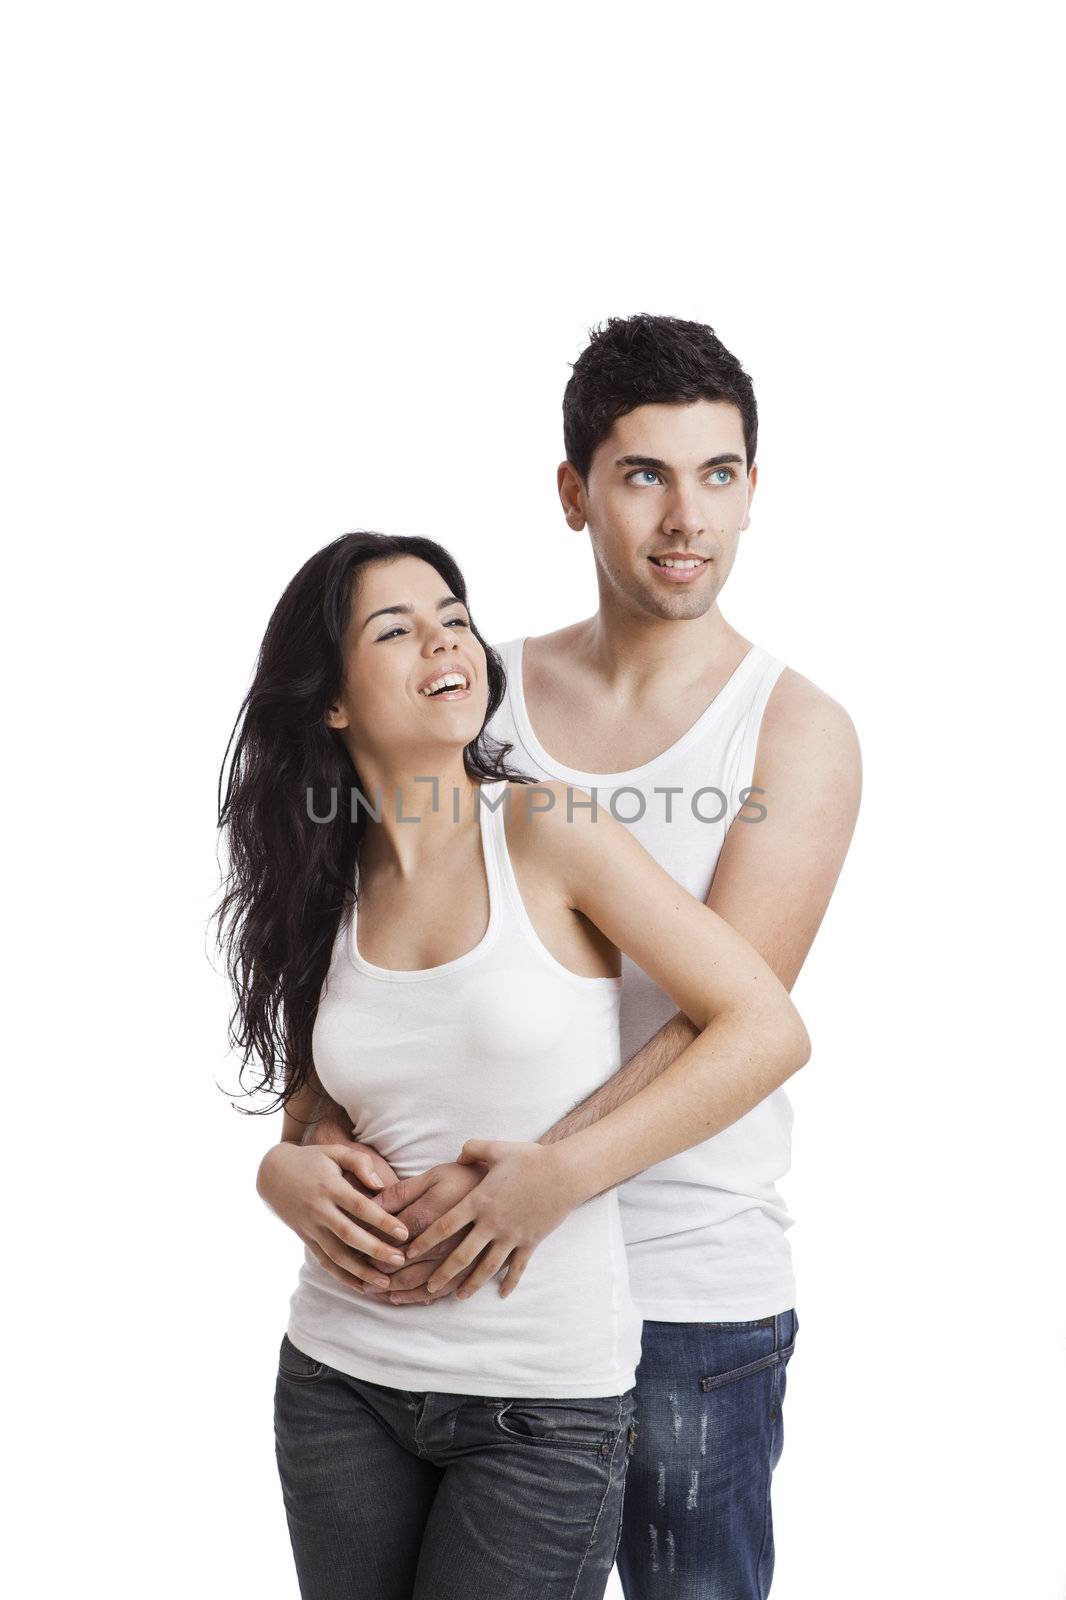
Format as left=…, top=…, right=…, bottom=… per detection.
left=354, top=762, right=483, bottom=882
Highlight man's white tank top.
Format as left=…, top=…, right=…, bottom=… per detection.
left=485, top=637, right=796, bottom=1323
left=285, top=777, right=643, bottom=1398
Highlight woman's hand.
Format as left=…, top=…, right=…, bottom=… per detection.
left=402, top=1140, right=584, bottom=1301
left=256, top=1142, right=411, bottom=1293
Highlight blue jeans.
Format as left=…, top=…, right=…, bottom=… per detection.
left=273, top=1332, right=638, bottom=1599
left=617, top=1309, right=799, bottom=1599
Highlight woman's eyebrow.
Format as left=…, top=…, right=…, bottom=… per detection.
left=360, top=595, right=466, bottom=632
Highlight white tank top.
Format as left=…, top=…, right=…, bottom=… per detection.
left=486, top=637, right=796, bottom=1323
left=285, top=777, right=643, bottom=1398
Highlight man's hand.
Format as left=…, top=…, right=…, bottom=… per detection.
left=356, top=1161, right=487, bottom=1305
left=257, top=1142, right=410, bottom=1293
left=403, top=1140, right=584, bottom=1301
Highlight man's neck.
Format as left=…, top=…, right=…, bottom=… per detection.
left=518, top=603, right=756, bottom=775
left=533, top=602, right=751, bottom=702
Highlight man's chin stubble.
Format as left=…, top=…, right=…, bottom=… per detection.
left=635, top=582, right=717, bottom=623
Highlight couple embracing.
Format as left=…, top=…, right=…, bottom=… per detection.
left=215, top=312, right=861, bottom=1599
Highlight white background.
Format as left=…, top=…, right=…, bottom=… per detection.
left=3, top=3, right=1063, bottom=1597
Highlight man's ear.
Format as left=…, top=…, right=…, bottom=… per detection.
left=740, top=462, right=757, bottom=531
left=557, top=460, right=586, bottom=530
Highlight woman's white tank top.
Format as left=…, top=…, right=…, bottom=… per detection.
left=285, top=777, right=643, bottom=1398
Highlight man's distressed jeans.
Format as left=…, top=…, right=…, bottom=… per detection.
left=617, top=1308, right=799, bottom=1598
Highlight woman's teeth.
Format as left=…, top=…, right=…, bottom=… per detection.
left=419, top=672, right=469, bottom=697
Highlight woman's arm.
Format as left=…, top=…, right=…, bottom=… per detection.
left=404, top=782, right=810, bottom=1296
left=257, top=1070, right=411, bottom=1291
left=521, top=781, right=812, bottom=1188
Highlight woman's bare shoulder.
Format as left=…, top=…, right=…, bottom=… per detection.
left=498, top=777, right=628, bottom=885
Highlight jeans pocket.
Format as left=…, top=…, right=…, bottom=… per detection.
left=492, top=1390, right=635, bottom=1453
left=278, top=1332, right=326, bottom=1382
left=696, top=1316, right=792, bottom=1393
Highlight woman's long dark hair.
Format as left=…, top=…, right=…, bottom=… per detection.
left=213, top=531, right=532, bottom=1116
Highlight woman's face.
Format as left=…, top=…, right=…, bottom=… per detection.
left=326, top=555, right=489, bottom=770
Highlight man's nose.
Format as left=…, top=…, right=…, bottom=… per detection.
left=662, top=491, right=705, bottom=538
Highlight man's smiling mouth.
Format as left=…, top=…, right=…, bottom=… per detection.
left=647, top=553, right=711, bottom=583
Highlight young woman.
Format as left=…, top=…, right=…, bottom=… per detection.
left=216, top=530, right=809, bottom=1600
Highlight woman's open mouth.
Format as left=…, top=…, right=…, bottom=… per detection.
left=418, top=670, right=471, bottom=701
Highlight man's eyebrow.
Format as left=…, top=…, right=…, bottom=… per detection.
left=360, top=594, right=467, bottom=632
left=615, top=453, right=745, bottom=471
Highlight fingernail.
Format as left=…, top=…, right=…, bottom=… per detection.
left=387, top=1252, right=405, bottom=1265
left=373, top=1277, right=389, bottom=1289
left=392, top=1225, right=408, bottom=1240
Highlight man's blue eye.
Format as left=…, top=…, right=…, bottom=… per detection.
left=627, top=467, right=736, bottom=486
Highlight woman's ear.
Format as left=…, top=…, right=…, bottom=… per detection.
left=325, top=702, right=348, bottom=730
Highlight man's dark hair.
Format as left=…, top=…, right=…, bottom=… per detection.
left=562, top=313, right=758, bottom=484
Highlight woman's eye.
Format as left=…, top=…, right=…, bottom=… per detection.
left=376, top=617, right=468, bottom=642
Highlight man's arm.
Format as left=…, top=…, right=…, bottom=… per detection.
left=299, top=1088, right=355, bottom=1147
left=539, top=668, right=861, bottom=1147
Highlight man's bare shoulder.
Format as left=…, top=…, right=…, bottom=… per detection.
left=762, top=666, right=859, bottom=752
left=756, top=665, right=862, bottom=800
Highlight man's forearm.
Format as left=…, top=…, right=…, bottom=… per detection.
left=300, top=1090, right=353, bottom=1146
left=547, top=999, right=808, bottom=1207
left=539, top=1010, right=699, bottom=1148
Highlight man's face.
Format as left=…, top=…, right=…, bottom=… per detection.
left=564, top=399, right=756, bottom=621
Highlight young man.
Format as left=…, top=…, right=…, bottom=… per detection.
left=290, top=313, right=861, bottom=1596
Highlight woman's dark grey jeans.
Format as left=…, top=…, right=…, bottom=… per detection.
left=273, top=1332, right=638, bottom=1599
